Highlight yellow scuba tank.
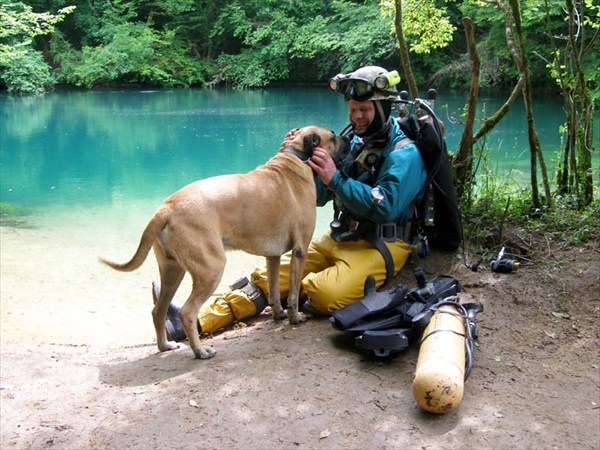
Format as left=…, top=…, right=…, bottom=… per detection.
left=412, top=303, right=466, bottom=413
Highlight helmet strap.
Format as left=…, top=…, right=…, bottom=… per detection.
left=375, top=100, right=386, bottom=125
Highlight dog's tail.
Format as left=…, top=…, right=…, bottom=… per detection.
left=98, top=208, right=167, bottom=272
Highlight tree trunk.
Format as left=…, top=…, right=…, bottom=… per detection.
left=547, top=0, right=596, bottom=206
left=507, top=0, right=552, bottom=208
left=473, top=77, right=523, bottom=143
left=394, top=0, right=419, bottom=100
left=567, top=0, right=595, bottom=206
left=454, top=17, right=480, bottom=203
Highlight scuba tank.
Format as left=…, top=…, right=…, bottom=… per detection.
left=412, top=301, right=469, bottom=413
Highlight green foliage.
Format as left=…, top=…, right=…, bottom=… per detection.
left=1, top=48, right=54, bottom=94
left=216, top=50, right=288, bottom=88
left=380, top=0, right=456, bottom=54
left=323, top=0, right=396, bottom=72
left=458, top=0, right=560, bottom=87
left=211, top=0, right=326, bottom=87
left=519, top=196, right=600, bottom=245
left=0, top=2, right=75, bottom=65
left=211, top=0, right=406, bottom=87
left=461, top=142, right=523, bottom=245
left=0, top=2, right=74, bottom=93
left=462, top=136, right=599, bottom=250
left=465, top=166, right=600, bottom=250
left=1, top=0, right=593, bottom=91
left=53, top=22, right=212, bottom=88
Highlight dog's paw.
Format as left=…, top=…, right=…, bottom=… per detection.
left=272, top=307, right=287, bottom=321
left=193, top=346, right=217, bottom=360
left=288, top=311, right=307, bottom=325
left=159, top=341, right=180, bottom=352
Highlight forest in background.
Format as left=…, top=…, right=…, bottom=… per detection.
left=1, top=0, right=598, bottom=96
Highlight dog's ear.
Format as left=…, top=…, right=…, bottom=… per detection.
left=302, top=133, right=320, bottom=158
left=312, top=133, right=321, bottom=147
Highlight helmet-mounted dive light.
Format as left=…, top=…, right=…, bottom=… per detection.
left=328, top=74, right=345, bottom=92
left=374, top=70, right=401, bottom=90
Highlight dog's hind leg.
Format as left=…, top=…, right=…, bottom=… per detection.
left=152, top=257, right=186, bottom=352
left=181, top=283, right=219, bottom=359
left=266, top=256, right=285, bottom=321
left=180, top=259, right=223, bottom=360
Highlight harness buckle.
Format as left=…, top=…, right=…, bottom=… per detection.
left=377, top=223, right=398, bottom=242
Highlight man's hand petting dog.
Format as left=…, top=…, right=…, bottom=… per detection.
left=308, top=146, right=337, bottom=186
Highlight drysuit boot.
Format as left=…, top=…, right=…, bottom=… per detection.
left=165, top=302, right=187, bottom=342
left=151, top=280, right=187, bottom=342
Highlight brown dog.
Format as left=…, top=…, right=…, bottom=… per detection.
left=100, top=126, right=348, bottom=359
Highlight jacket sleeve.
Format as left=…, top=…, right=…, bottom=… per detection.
left=327, top=142, right=426, bottom=224
left=315, top=176, right=334, bottom=206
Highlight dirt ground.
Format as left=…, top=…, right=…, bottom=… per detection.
left=1, top=223, right=599, bottom=450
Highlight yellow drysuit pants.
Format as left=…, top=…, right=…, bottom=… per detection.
left=198, top=232, right=412, bottom=334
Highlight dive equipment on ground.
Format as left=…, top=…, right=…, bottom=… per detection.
left=331, top=270, right=483, bottom=414
left=332, top=270, right=467, bottom=357
left=355, top=328, right=412, bottom=358
left=491, top=258, right=520, bottom=273
left=412, top=300, right=483, bottom=413
left=412, top=302, right=465, bottom=413
left=490, top=247, right=520, bottom=273
left=330, top=275, right=409, bottom=331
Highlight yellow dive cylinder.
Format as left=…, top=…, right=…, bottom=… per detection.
left=412, top=303, right=466, bottom=413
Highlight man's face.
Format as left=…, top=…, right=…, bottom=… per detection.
left=348, top=99, right=375, bottom=136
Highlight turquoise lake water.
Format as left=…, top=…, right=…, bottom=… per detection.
left=1, top=88, right=568, bottom=218
left=2, top=87, right=579, bottom=245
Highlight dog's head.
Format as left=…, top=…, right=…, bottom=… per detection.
left=282, top=126, right=349, bottom=162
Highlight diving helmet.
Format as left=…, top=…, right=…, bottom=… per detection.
left=329, top=66, right=400, bottom=102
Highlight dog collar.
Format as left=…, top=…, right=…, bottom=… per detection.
left=282, top=146, right=311, bottom=162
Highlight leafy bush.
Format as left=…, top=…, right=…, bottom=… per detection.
left=0, top=49, right=55, bottom=94
left=52, top=23, right=212, bottom=88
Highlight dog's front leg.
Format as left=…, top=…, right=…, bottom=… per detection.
left=287, top=247, right=307, bottom=325
left=266, top=256, right=286, bottom=321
